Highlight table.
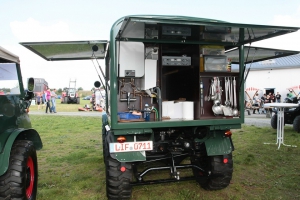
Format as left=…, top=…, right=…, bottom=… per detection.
left=263, top=103, right=298, bottom=149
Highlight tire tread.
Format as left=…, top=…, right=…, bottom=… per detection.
left=0, top=140, right=38, bottom=200
left=106, top=157, right=132, bottom=200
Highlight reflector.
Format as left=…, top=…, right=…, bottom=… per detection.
left=223, top=158, right=228, bottom=164
left=120, top=166, right=126, bottom=172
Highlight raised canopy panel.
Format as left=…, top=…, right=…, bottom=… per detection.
left=20, top=40, right=108, bottom=61
left=116, top=15, right=299, bottom=45
left=225, top=46, right=300, bottom=64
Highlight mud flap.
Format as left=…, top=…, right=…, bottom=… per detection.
left=204, top=133, right=232, bottom=156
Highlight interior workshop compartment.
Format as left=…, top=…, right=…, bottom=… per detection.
left=116, top=38, right=239, bottom=121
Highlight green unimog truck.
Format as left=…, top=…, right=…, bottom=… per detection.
left=0, top=46, right=43, bottom=200
left=21, top=15, right=300, bottom=199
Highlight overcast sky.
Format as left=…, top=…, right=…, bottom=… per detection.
left=1, top=0, right=300, bottom=90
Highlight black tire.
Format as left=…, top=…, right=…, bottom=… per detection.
left=271, top=114, right=277, bottom=129
left=192, top=153, right=233, bottom=190
left=105, top=157, right=133, bottom=200
left=64, top=97, right=68, bottom=104
left=0, top=140, right=38, bottom=200
left=293, top=115, right=300, bottom=133
left=102, top=133, right=109, bottom=164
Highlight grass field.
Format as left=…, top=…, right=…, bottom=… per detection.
left=30, top=98, right=93, bottom=112
left=30, top=115, right=300, bottom=200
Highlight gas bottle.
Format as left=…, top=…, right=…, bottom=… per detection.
left=144, top=103, right=150, bottom=121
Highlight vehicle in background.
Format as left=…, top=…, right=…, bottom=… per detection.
left=271, top=96, right=300, bottom=132
left=61, top=79, right=80, bottom=104
left=83, top=95, right=91, bottom=100
left=0, top=46, right=43, bottom=200
left=31, top=78, right=48, bottom=96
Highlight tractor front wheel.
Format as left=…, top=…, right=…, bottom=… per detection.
left=293, top=115, right=300, bottom=133
left=0, top=140, right=38, bottom=200
left=105, top=157, right=133, bottom=200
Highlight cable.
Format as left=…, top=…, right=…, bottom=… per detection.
left=91, top=55, right=105, bottom=90
left=152, top=107, right=159, bottom=120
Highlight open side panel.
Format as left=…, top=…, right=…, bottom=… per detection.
left=116, top=15, right=299, bottom=46
left=20, top=40, right=108, bottom=61
left=226, top=46, right=300, bottom=64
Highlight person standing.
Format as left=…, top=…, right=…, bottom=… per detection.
left=51, top=88, right=57, bottom=113
left=260, top=94, right=266, bottom=114
left=45, top=87, right=52, bottom=113
left=36, top=93, right=42, bottom=110
left=275, top=92, right=281, bottom=103
left=252, top=93, right=261, bottom=114
left=288, top=90, right=294, bottom=98
left=264, top=94, right=272, bottom=115
left=269, top=92, right=275, bottom=103
left=42, top=90, right=46, bottom=109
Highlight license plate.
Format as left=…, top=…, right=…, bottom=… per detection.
left=109, top=141, right=153, bottom=153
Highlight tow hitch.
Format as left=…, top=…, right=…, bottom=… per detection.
left=131, top=153, right=211, bottom=186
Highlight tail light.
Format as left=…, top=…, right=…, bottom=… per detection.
left=224, top=130, right=232, bottom=137
left=117, top=136, right=126, bottom=143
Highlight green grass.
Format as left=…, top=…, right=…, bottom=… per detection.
left=30, top=98, right=93, bottom=112
left=31, top=115, right=300, bottom=200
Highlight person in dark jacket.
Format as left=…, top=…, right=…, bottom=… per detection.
left=275, top=92, right=281, bottom=103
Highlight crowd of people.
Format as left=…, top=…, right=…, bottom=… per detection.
left=249, top=92, right=281, bottom=114
left=35, top=87, right=57, bottom=113
left=248, top=90, right=300, bottom=114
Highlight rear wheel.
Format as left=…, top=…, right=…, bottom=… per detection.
left=192, top=152, right=233, bottom=190
left=64, top=97, right=68, bottom=104
left=105, top=157, right=133, bottom=200
left=0, top=140, right=38, bottom=200
left=293, top=115, right=300, bottom=133
left=271, top=114, right=277, bottom=129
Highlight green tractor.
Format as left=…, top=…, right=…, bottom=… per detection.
left=0, top=46, right=43, bottom=199
left=21, top=15, right=299, bottom=199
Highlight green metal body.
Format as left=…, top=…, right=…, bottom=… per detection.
left=109, top=17, right=235, bottom=160
left=0, top=50, right=43, bottom=176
